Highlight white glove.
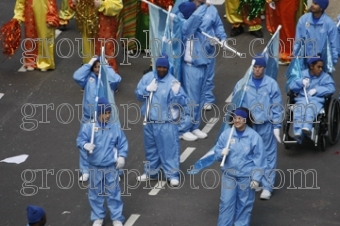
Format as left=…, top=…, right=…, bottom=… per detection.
left=146, top=78, right=158, bottom=92
left=273, top=128, right=281, bottom=143
left=171, top=80, right=181, bottom=95
left=116, top=157, right=125, bottom=169
left=209, top=37, right=220, bottom=46
left=94, top=0, right=101, bottom=8
left=308, top=88, right=317, bottom=96
left=250, top=180, right=259, bottom=189
left=88, top=57, right=97, bottom=66
left=84, top=143, right=96, bottom=153
left=221, top=148, right=230, bottom=156
left=302, top=78, right=310, bottom=88
left=332, top=67, right=336, bottom=73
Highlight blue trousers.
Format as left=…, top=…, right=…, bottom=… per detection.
left=88, top=165, right=125, bottom=222
left=217, top=175, right=255, bottom=226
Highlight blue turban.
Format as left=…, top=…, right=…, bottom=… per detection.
left=314, top=0, right=329, bottom=11
left=253, top=54, right=266, bottom=67
left=27, top=205, right=45, bottom=224
left=97, top=97, right=112, bottom=115
left=307, top=56, right=323, bottom=65
left=178, top=2, right=196, bottom=19
left=156, top=54, right=170, bottom=68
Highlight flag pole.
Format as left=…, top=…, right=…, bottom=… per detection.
left=200, top=31, right=243, bottom=57
left=90, top=46, right=105, bottom=152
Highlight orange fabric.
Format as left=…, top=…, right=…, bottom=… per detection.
left=46, top=0, right=60, bottom=27
left=95, top=13, right=119, bottom=73
left=265, top=0, right=299, bottom=61
left=23, top=0, right=38, bottom=68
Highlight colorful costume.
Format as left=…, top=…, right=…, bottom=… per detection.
left=12, top=0, right=59, bottom=70
left=117, top=0, right=139, bottom=52
left=225, top=0, right=264, bottom=37
left=59, top=0, right=75, bottom=27
left=70, top=0, right=122, bottom=73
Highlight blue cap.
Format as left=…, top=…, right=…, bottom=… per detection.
left=27, top=205, right=45, bottom=224
left=307, top=56, right=323, bottom=65
left=314, top=0, right=329, bottom=11
left=253, top=53, right=266, bottom=67
left=97, top=97, right=112, bottom=115
left=155, top=54, right=170, bottom=68
left=178, top=2, right=196, bottom=19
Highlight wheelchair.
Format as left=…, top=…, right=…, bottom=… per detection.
left=282, top=90, right=340, bottom=151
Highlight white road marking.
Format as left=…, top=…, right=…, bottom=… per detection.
left=225, top=93, right=232, bottom=103
left=18, top=29, right=62, bottom=72
left=202, top=117, right=219, bottom=134
left=55, top=29, right=62, bottom=37
left=18, top=65, right=27, bottom=72
left=148, top=181, right=167, bottom=196
left=0, top=93, right=4, bottom=99
left=180, top=147, right=196, bottom=163
left=124, top=214, right=140, bottom=226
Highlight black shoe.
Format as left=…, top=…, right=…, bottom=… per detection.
left=230, top=26, right=244, bottom=37
left=249, top=29, right=263, bottom=38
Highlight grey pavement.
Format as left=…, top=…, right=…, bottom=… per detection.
left=0, top=0, right=340, bottom=226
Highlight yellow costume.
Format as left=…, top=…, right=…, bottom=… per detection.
left=13, top=0, right=59, bottom=70
left=71, top=0, right=122, bottom=73
left=59, top=0, right=75, bottom=26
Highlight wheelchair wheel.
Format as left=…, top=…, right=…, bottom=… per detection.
left=327, top=98, right=340, bottom=145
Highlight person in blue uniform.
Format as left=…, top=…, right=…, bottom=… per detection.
left=288, top=57, right=335, bottom=139
left=215, top=107, right=266, bottom=226
left=232, top=54, right=283, bottom=200
left=76, top=97, right=128, bottom=226
left=135, top=55, right=188, bottom=186
left=26, top=205, right=46, bottom=226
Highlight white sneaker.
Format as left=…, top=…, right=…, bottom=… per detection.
left=192, top=129, right=208, bottom=139
left=223, top=14, right=226, bottom=18
left=203, top=103, right=212, bottom=111
left=136, top=174, right=158, bottom=182
left=93, top=219, right=103, bottom=226
left=40, top=68, right=47, bottom=72
left=79, top=173, right=89, bottom=182
left=112, top=220, right=123, bottom=226
left=180, top=132, right=198, bottom=141
left=260, top=190, right=271, bottom=200
left=170, top=179, right=179, bottom=187
left=27, top=67, right=34, bottom=71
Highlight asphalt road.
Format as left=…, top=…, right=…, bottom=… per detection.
left=0, top=0, right=340, bottom=226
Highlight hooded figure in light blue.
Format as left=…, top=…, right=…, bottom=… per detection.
left=177, top=2, right=211, bottom=141
left=135, top=55, right=188, bottom=186
left=215, top=107, right=266, bottom=226
left=76, top=97, right=128, bottom=226
left=73, top=57, right=121, bottom=181
left=189, top=0, right=227, bottom=108
left=288, top=57, right=335, bottom=140
left=294, top=0, right=339, bottom=69
left=232, top=54, right=283, bottom=200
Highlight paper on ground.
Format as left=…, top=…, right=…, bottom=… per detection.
left=0, top=154, right=28, bottom=164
